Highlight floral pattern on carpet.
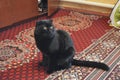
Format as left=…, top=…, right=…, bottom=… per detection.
left=106, top=61, right=120, bottom=80
left=16, top=27, right=35, bottom=44
left=0, top=39, right=38, bottom=71
left=0, top=8, right=118, bottom=80
left=53, top=11, right=102, bottom=32
left=45, top=28, right=120, bottom=80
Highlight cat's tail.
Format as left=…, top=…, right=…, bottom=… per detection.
left=72, top=59, right=110, bottom=71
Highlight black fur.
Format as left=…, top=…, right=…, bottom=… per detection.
left=34, top=20, right=109, bottom=74
left=38, top=0, right=48, bottom=11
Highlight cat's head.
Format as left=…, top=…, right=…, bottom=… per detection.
left=34, top=19, right=56, bottom=39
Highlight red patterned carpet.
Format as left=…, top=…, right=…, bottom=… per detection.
left=0, top=9, right=120, bottom=80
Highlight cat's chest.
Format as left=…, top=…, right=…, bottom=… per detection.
left=48, top=37, right=59, bottom=53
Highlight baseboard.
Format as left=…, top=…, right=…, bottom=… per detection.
left=60, top=1, right=114, bottom=16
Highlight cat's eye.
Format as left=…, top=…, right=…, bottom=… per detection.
left=43, top=27, right=47, bottom=30
left=50, top=26, right=53, bottom=29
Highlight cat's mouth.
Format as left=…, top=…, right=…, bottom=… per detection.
left=42, top=32, right=54, bottom=39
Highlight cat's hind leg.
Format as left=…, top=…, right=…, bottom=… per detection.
left=57, top=47, right=75, bottom=65
left=57, top=47, right=75, bottom=70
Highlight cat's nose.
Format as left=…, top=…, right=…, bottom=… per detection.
left=48, top=29, right=51, bottom=32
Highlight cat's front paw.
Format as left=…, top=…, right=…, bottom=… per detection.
left=47, top=69, right=54, bottom=74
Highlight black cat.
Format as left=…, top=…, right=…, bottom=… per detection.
left=34, top=20, right=109, bottom=74
left=38, top=0, right=48, bottom=11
